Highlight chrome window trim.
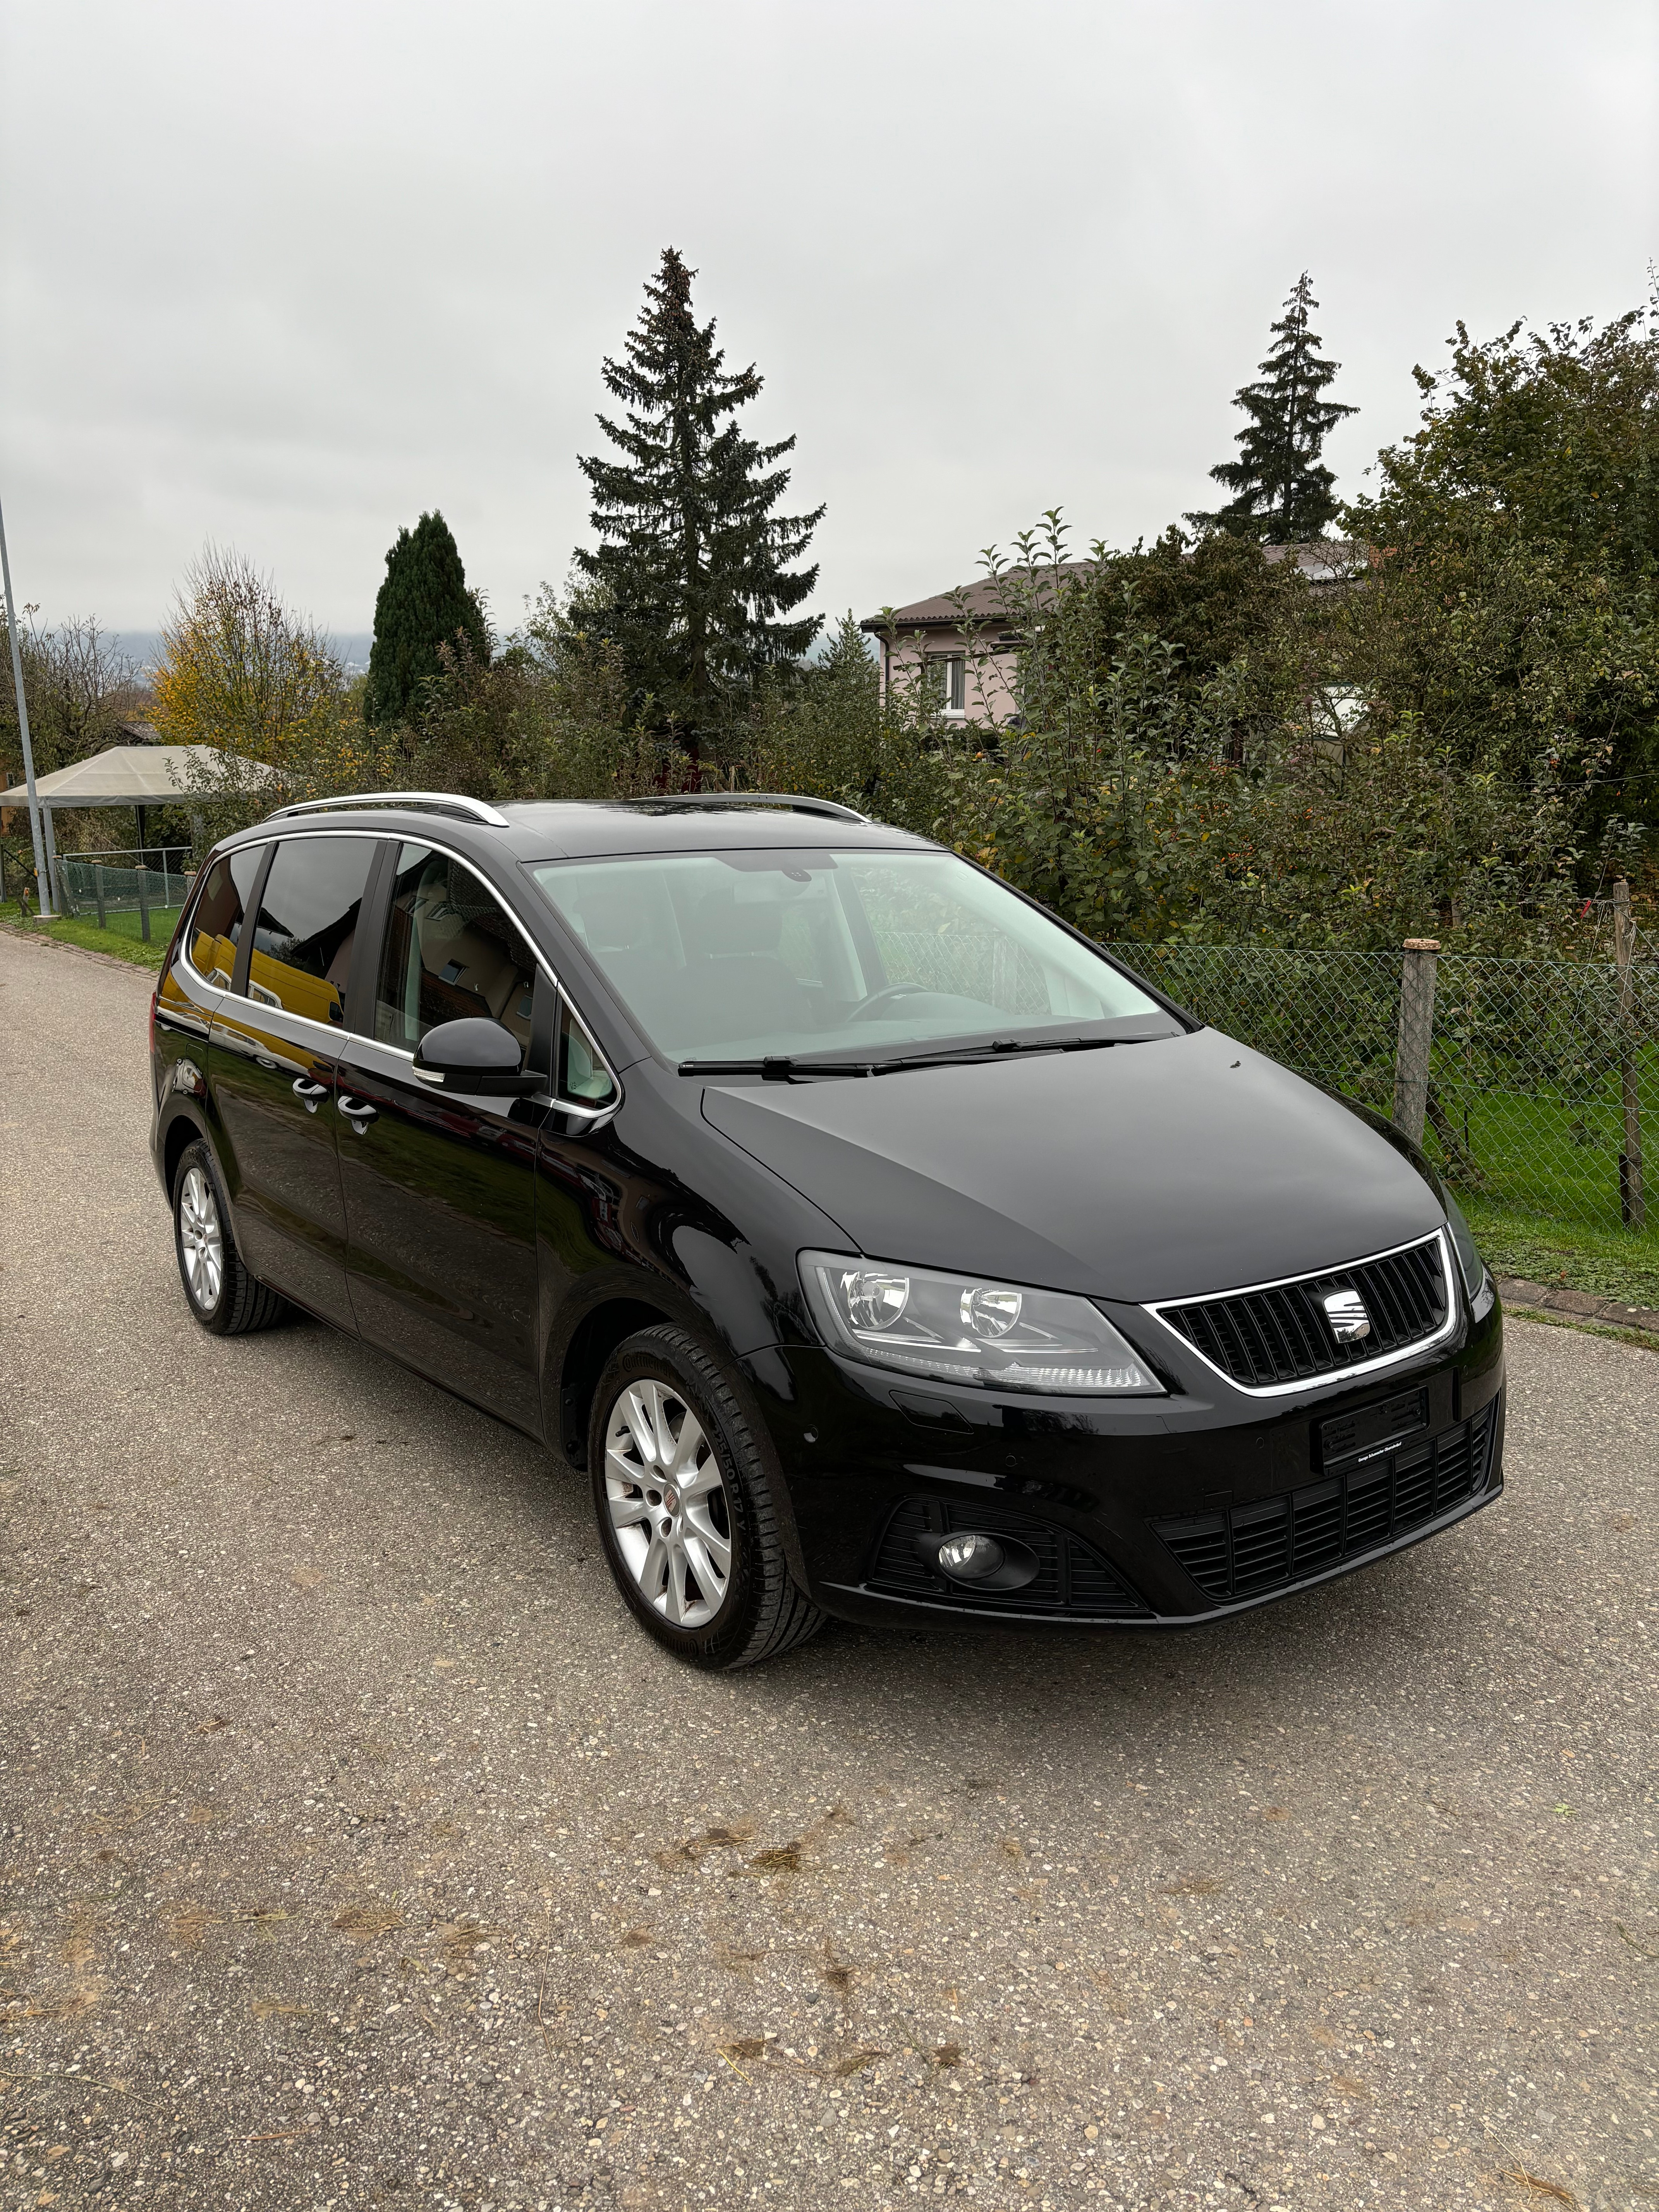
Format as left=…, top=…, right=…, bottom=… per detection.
left=374, top=831, right=622, bottom=1115
left=175, top=846, right=271, bottom=1002
left=1141, top=1228, right=1459, bottom=1400
left=191, top=823, right=623, bottom=1114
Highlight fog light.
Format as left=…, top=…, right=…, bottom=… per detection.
left=937, top=1531, right=1004, bottom=1581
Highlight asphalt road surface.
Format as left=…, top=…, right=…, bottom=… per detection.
left=1, top=929, right=1654, bottom=2212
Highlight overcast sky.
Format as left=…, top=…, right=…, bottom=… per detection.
left=2, top=0, right=1654, bottom=644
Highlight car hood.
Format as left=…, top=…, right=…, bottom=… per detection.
left=699, top=1027, right=1445, bottom=1303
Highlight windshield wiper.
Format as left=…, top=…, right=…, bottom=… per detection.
left=679, top=1056, right=870, bottom=1080
left=856, top=1034, right=1141, bottom=1074
left=680, top=1035, right=1164, bottom=1081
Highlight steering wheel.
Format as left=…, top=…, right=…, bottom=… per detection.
left=848, top=982, right=930, bottom=1023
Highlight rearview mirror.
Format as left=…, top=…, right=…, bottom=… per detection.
left=412, top=1017, right=540, bottom=1097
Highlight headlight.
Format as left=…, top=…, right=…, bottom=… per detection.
left=1441, top=1193, right=1491, bottom=1305
left=801, top=1251, right=1164, bottom=1395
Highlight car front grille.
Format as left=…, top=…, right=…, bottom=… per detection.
left=1151, top=1234, right=1450, bottom=1390
left=869, top=1495, right=1147, bottom=1616
left=1151, top=1399, right=1498, bottom=1604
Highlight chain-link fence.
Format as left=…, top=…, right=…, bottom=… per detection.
left=1106, top=939, right=1659, bottom=1236
left=37, top=849, right=192, bottom=942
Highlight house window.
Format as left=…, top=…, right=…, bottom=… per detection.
left=930, top=653, right=967, bottom=714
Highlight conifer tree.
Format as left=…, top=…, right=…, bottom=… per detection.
left=576, top=248, right=824, bottom=749
left=1189, top=275, right=1357, bottom=541
left=366, top=510, right=489, bottom=726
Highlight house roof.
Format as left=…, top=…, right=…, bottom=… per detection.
left=862, top=543, right=1364, bottom=634
left=0, top=744, right=277, bottom=810
left=860, top=563, right=1096, bottom=634
left=1262, top=541, right=1365, bottom=584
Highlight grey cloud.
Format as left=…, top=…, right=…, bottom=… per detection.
left=2, top=0, right=1653, bottom=633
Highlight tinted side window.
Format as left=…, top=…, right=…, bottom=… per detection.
left=188, top=847, right=264, bottom=988
left=247, top=836, right=377, bottom=1025
left=375, top=843, right=537, bottom=1054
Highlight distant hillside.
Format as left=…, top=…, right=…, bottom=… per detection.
left=112, top=630, right=375, bottom=676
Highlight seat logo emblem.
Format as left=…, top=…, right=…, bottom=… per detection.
left=1322, top=1288, right=1372, bottom=1343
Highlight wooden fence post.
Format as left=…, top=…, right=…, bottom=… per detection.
left=1613, top=878, right=1645, bottom=1231
left=1393, top=938, right=1440, bottom=1147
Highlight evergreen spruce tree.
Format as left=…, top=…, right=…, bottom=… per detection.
left=576, top=248, right=824, bottom=750
left=365, top=510, right=490, bottom=726
left=1188, top=274, right=1357, bottom=541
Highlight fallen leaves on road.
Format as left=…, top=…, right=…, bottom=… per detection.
left=744, top=1843, right=803, bottom=1874
left=331, top=1903, right=405, bottom=1942
left=1498, top=2165, right=1580, bottom=2207
left=830, top=2047, right=885, bottom=2079
left=166, top=1906, right=224, bottom=1948
left=653, top=1820, right=754, bottom=1870
left=433, top=1918, right=504, bottom=1973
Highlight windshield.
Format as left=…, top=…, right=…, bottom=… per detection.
left=527, top=846, right=1171, bottom=1063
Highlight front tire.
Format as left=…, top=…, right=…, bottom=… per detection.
left=172, top=1139, right=288, bottom=1337
left=589, top=1325, right=824, bottom=1670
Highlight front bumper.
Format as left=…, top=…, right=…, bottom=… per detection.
left=754, top=1297, right=1505, bottom=1629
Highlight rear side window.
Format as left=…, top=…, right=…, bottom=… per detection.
left=375, top=843, right=537, bottom=1055
left=246, top=836, right=377, bottom=1026
left=188, top=847, right=264, bottom=988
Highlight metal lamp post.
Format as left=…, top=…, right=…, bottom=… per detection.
left=0, top=488, right=53, bottom=919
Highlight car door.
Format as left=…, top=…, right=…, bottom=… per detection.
left=207, top=833, right=380, bottom=1329
left=335, top=840, right=545, bottom=1431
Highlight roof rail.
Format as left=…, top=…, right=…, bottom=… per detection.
left=267, top=790, right=512, bottom=829
left=616, top=792, right=869, bottom=825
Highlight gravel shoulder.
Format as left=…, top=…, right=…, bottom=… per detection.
left=1, top=933, right=1654, bottom=2212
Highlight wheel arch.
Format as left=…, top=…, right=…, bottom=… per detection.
left=554, top=1294, right=683, bottom=1468
left=161, top=1104, right=215, bottom=1202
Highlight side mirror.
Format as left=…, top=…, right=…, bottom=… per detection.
left=412, top=1017, right=540, bottom=1096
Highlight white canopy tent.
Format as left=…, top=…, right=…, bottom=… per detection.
left=0, top=743, right=278, bottom=911
left=0, top=741, right=270, bottom=813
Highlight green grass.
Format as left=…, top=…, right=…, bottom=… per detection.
left=1460, top=1197, right=1659, bottom=1311
left=1425, top=1073, right=1659, bottom=1307
left=0, top=900, right=177, bottom=970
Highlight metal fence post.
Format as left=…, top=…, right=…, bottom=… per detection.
left=1392, top=938, right=1440, bottom=1147
left=94, top=864, right=106, bottom=929
left=1613, top=878, right=1645, bottom=1231
left=137, top=864, right=151, bottom=943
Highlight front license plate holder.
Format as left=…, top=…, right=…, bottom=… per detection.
left=1320, top=1388, right=1429, bottom=1470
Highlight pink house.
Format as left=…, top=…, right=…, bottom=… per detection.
left=861, top=544, right=1361, bottom=725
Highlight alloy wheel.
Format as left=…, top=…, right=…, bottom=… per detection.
left=178, top=1164, right=224, bottom=1312
left=603, top=1378, right=733, bottom=1627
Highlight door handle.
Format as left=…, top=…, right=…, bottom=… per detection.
left=337, top=1094, right=378, bottom=1136
left=292, top=1077, right=328, bottom=1115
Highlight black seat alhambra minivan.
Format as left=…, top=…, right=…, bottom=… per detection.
left=151, top=791, right=1504, bottom=1668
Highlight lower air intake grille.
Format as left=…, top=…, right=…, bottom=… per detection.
left=870, top=1496, right=1146, bottom=1617
left=1152, top=1401, right=1497, bottom=1604
left=1153, top=1235, right=1450, bottom=1389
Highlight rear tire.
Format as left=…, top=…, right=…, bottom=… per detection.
left=172, top=1139, right=288, bottom=1337
left=589, top=1324, right=825, bottom=1670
